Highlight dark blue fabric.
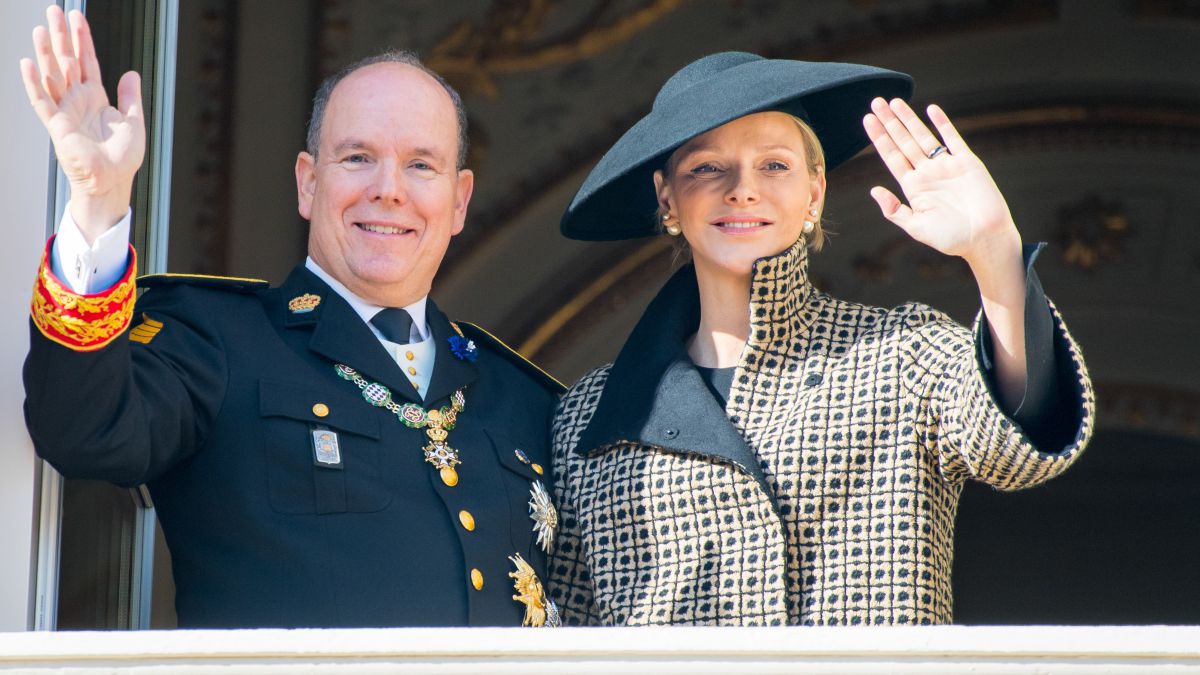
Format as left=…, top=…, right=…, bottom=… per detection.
left=24, top=265, right=560, bottom=628
left=370, top=307, right=414, bottom=344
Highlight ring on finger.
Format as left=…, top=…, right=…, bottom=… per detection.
left=928, top=145, right=949, bottom=159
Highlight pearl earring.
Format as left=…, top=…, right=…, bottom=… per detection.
left=662, top=213, right=682, bottom=236
left=803, top=206, right=818, bottom=234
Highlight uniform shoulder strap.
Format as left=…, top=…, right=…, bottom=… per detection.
left=453, top=321, right=565, bottom=394
left=137, top=273, right=270, bottom=293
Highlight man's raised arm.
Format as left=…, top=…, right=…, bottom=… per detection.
left=20, top=5, right=144, bottom=244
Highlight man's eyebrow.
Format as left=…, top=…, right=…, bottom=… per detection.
left=411, top=146, right=447, bottom=160
left=330, top=140, right=370, bottom=154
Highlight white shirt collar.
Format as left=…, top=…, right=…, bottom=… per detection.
left=304, top=257, right=430, bottom=342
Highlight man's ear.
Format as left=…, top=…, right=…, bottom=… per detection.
left=296, top=151, right=316, bottom=220
left=450, top=168, right=474, bottom=237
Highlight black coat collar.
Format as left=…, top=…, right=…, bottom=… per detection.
left=572, top=237, right=816, bottom=489
left=571, top=263, right=762, bottom=478
left=276, top=265, right=476, bottom=406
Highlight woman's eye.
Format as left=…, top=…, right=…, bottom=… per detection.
left=765, top=161, right=789, bottom=171
left=690, top=163, right=721, bottom=175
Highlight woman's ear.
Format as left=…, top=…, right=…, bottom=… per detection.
left=653, top=169, right=673, bottom=215
left=809, top=165, right=827, bottom=212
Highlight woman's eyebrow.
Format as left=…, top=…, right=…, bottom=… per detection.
left=756, top=144, right=799, bottom=153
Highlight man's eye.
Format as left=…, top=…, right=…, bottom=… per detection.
left=344, top=154, right=368, bottom=164
left=411, top=161, right=434, bottom=171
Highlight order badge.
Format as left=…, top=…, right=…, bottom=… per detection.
left=311, top=427, right=343, bottom=468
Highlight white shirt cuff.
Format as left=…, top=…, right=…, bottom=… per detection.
left=50, top=206, right=133, bottom=294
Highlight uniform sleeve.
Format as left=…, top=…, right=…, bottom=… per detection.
left=24, top=250, right=228, bottom=486
left=900, top=292, right=1096, bottom=492
left=547, top=372, right=606, bottom=626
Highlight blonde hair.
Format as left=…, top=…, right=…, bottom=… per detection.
left=657, top=113, right=827, bottom=250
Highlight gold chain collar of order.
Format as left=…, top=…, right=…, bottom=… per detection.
left=334, top=363, right=466, bottom=485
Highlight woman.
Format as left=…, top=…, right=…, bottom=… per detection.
left=547, top=52, right=1094, bottom=626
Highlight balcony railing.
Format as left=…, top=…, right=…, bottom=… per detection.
left=2, top=625, right=1199, bottom=673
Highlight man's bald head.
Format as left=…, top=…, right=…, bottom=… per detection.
left=305, top=50, right=469, bottom=169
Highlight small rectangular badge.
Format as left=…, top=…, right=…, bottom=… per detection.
left=311, top=427, right=343, bottom=468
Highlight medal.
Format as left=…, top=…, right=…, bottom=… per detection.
left=508, top=553, right=560, bottom=628
left=335, top=364, right=467, bottom=482
left=528, top=481, right=558, bottom=554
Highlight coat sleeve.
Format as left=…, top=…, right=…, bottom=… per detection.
left=898, top=294, right=1096, bottom=491
left=547, top=367, right=608, bottom=626
left=24, top=260, right=228, bottom=487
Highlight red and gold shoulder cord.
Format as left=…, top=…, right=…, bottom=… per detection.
left=30, top=236, right=137, bottom=352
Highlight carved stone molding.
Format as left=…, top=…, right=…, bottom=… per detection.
left=1054, top=194, right=1132, bottom=272
left=851, top=235, right=971, bottom=285
left=1095, top=382, right=1200, bottom=440
left=1133, top=0, right=1200, bottom=21
left=764, top=0, right=1056, bottom=60
left=426, top=0, right=685, bottom=98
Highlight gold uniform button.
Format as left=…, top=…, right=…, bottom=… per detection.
left=440, top=467, right=459, bottom=486
left=470, top=568, right=484, bottom=590
left=405, top=351, right=415, bottom=361
left=459, top=510, right=475, bottom=531
left=312, top=403, right=329, bottom=418
left=531, top=463, right=545, bottom=476
left=408, top=366, right=417, bottom=376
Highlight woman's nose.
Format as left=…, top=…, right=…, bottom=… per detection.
left=724, top=168, right=760, bottom=204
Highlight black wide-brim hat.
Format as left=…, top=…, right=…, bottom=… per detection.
left=560, top=52, right=913, bottom=241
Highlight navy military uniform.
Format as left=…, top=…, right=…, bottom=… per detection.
left=25, top=255, right=562, bottom=629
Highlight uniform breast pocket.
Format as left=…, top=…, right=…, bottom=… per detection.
left=259, top=379, right=390, bottom=515
left=485, top=428, right=555, bottom=560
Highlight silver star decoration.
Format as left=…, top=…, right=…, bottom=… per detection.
left=528, top=480, right=558, bottom=554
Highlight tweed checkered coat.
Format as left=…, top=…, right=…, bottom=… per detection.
left=548, top=238, right=1094, bottom=626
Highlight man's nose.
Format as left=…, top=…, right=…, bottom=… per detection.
left=724, top=167, right=760, bottom=205
left=370, top=162, right=408, bottom=204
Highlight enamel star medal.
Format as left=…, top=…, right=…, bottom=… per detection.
left=419, top=403, right=464, bottom=482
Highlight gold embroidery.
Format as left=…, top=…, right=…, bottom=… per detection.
left=129, top=313, right=163, bottom=344
left=31, top=287, right=134, bottom=349
left=30, top=244, right=137, bottom=352
left=40, top=263, right=134, bottom=314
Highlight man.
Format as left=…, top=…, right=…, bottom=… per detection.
left=21, top=6, right=561, bottom=628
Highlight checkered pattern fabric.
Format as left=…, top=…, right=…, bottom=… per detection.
left=549, top=239, right=1094, bottom=626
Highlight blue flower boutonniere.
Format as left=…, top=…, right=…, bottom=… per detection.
left=448, top=335, right=478, bottom=362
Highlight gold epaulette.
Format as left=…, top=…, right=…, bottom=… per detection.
left=31, top=237, right=137, bottom=352
left=138, top=273, right=270, bottom=293
left=455, top=322, right=566, bottom=394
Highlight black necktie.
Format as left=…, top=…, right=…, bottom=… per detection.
left=371, top=308, right=414, bottom=344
